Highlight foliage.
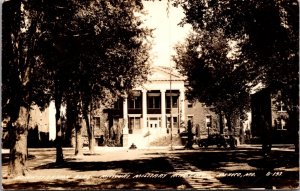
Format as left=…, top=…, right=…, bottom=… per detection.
left=174, top=29, right=250, bottom=125
left=174, top=0, right=298, bottom=126
left=2, top=0, right=151, bottom=170
left=176, top=0, right=298, bottom=109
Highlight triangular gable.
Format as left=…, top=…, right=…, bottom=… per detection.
left=147, top=66, right=185, bottom=81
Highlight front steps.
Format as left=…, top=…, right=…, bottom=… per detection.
left=126, top=128, right=185, bottom=148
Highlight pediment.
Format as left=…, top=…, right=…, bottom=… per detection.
left=147, top=66, right=185, bottom=81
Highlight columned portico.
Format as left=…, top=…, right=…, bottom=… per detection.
left=161, top=89, right=166, bottom=129
left=117, top=66, right=187, bottom=147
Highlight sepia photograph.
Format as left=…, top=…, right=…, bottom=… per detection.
left=1, top=0, right=299, bottom=190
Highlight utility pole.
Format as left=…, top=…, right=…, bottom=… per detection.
left=167, top=0, right=173, bottom=151
left=170, top=69, right=173, bottom=151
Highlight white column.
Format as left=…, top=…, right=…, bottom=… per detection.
left=161, top=89, right=166, bottom=129
left=142, top=90, right=147, bottom=129
left=48, top=101, right=56, bottom=141
left=180, top=89, right=185, bottom=125
left=123, top=96, right=128, bottom=134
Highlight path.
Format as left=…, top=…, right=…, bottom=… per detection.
left=166, top=152, right=228, bottom=189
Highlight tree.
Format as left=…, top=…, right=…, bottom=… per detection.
left=73, top=0, right=151, bottom=153
left=2, top=0, right=54, bottom=176
left=3, top=0, right=151, bottom=172
left=36, top=0, right=150, bottom=156
left=174, top=30, right=250, bottom=136
left=175, top=0, right=298, bottom=149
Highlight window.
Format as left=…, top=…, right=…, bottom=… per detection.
left=148, top=96, right=161, bottom=109
left=114, top=99, right=123, bottom=109
left=280, top=119, right=286, bottom=129
left=167, top=117, right=173, bottom=128
left=206, top=115, right=212, bottom=128
left=129, top=96, right=142, bottom=109
left=129, top=117, right=141, bottom=134
left=167, top=117, right=171, bottom=128
left=187, top=101, right=193, bottom=108
left=275, top=117, right=287, bottom=130
left=94, top=117, right=101, bottom=129
left=166, top=96, right=179, bottom=108
left=172, top=97, right=178, bottom=108
left=173, top=117, right=177, bottom=123
left=167, top=116, right=178, bottom=128
left=276, top=101, right=287, bottom=112
left=173, top=116, right=178, bottom=128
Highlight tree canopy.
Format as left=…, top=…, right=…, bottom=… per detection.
left=174, top=0, right=298, bottom=118
left=2, top=0, right=151, bottom=175
left=176, top=0, right=298, bottom=105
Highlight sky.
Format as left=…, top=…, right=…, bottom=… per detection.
left=141, top=0, right=192, bottom=67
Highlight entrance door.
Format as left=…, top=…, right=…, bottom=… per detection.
left=149, top=120, right=159, bottom=128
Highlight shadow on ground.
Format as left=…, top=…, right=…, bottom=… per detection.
left=3, top=157, right=192, bottom=190
left=34, top=157, right=173, bottom=173
left=217, top=170, right=299, bottom=189
left=2, top=154, right=36, bottom=165
left=174, top=149, right=299, bottom=189
left=3, top=177, right=191, bottom=190
left=2, top=148, right=299, bottom=189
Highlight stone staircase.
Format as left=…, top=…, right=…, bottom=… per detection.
left=126, top=127, right=177, bottom=148
left=126, top=128, right=185, bottom=148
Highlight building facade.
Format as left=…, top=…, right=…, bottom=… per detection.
left=1, top=66, right=219, bottom=148
left=105, top=66, right=218, bottom=147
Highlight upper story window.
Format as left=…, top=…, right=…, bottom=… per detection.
left=114, top=99, right=123, bottom=109
left=148, top=96, right=161, bottom=109
left=187, top=101, right=193, bottom=108
left=276, top=101, right=287, bottom=112
left=129, top=96, right=142, bottom=109
left=94, top=117, right=101, bottom=129
left=166, top=96, right=178, bottom=108
left=206, top=115, right=212, bottom=128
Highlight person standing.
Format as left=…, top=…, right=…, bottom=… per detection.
left=186, top=120, right=193, bottom=149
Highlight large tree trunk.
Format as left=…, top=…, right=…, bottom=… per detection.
left=64, top=121, right=74, bottom=147
left=8, top=106, right=29, bottom=177
left=83, top=111, right=95, bottom=154
left=219, top=112, right=224, bottom=134
left=55, top=93, right=64, bottom=164
left=75, top=119, right=83, bottom=156
left=65, top=99, right=75, bottom=147
left=115, top=122, right=122, bottom=146
left=225, top=113, right=233, bottom=134
left=6, top=0, right=30, bottom=177
left=225, top=113, right=236, bottom=149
